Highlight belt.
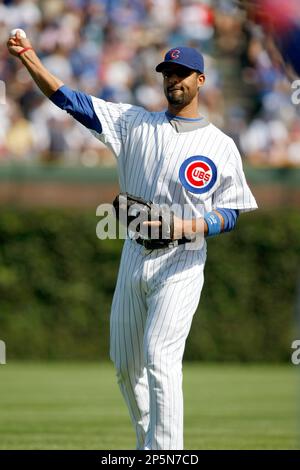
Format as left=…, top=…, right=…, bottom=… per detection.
left=135, top=237, right=192, bottom=250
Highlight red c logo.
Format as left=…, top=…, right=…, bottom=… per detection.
left=170, top=49, right=180, bottom=59
left=185, top=161, right=212, bottom=188
left=179, top=156, right=217, bottom=194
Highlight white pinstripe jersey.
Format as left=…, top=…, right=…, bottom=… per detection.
left=91, top=98, right=257, bottom=450
left=91, top=98, right=257, bottom=220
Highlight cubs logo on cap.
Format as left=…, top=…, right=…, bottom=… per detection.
left=179, top=156, right=217, bottom=194
left=156, top=46, right=205, bottom=74
left=170, top=49, right=180, bottom=60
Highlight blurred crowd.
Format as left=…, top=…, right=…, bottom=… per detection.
left=0, top=0, right=300, bottom=167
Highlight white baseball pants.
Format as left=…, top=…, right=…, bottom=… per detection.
left=110, top=239, right=205, bottom=450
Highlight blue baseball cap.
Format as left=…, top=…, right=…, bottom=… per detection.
left=156, top=46, right=205, bottom=74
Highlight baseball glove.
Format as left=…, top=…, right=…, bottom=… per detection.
left=113, top=192, right=174, bottom=249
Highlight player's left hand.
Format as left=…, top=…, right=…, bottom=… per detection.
left=143, top=215, right=184, bottom=240
left=144, top=216, right=206, bottom=240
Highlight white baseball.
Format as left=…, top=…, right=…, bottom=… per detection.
left=10, top=28, right=27, bottom=39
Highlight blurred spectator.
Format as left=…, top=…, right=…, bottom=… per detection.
left=4, top=99, right=35, bottom=160
left=238, top=0, right=300, bottom=167
left=1, top=0, right=300, bottom=167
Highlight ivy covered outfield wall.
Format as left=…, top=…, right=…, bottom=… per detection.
left=0, top=208, right=299, bottom=362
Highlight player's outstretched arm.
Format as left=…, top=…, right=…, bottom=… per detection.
left=178, top=209, right=238, bottom=239
left=7, top=31, right=64, bottom=97
left=144, top=208, right=238, bottom=240
left=6, top=31, right=102, bottom=134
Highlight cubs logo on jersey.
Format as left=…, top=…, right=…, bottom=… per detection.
left=179, top=155, right=217, bottom=194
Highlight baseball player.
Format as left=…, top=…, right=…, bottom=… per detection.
left=7, top=33, right=257, bottom=450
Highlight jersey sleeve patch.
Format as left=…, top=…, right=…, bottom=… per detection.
left=179, top=155, right=217, bottom=194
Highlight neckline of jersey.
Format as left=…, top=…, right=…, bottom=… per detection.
left=165, top=111, right=203, bottom=122
left=163, top=112, right=210, bottom=135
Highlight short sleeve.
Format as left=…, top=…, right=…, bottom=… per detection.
left=212, top=138, right=258, bottom=213
left=90, top=96, right=142, bottom=159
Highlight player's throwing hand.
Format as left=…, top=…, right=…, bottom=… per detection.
left=7, top=30, right=32, bottom=57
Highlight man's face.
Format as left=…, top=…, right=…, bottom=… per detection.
left=162, top=64, right=204, bottom=107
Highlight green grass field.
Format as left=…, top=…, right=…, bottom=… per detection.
left=0, top=362, right=298, bottom=450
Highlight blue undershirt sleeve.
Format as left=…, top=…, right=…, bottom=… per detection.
left=216, top=208, right=239, bottom=232
left=204, top=208, right=239, bottom=237
left=49, top=85, right=102, bottom=134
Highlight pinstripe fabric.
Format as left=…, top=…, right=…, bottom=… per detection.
left=91, top=98, right=257, bottom=214
left=110, top=240, right=205, bottom=450
left=90, top=97, right=257, bottom=449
